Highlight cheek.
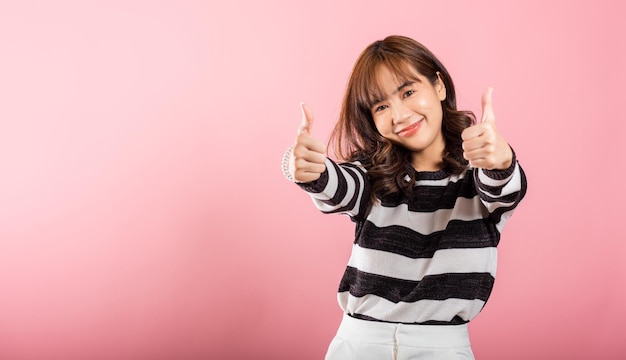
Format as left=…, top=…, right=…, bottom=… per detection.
left=414, top=95, right=443, bottom=120
left=413, top=94, right=436, bottom=108
left=373, top=116, right=390, bottom=135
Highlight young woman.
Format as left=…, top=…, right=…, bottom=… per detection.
left=281, top=35, right=527, bottom=360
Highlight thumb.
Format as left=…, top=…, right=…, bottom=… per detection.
left=298, top=102, right=314, bottom=135
left=481, top=87, right=495, bottom=123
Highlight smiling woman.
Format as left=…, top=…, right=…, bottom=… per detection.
left=283, top=35, right=527, bottom=360
left=328, top=36, right=488, bottom=204
left=370, top=66, right=447, bottom=171
left=1, top=1, right=624, bottom=359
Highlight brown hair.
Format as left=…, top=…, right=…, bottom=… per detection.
left=329, top=35, right=475, bottom=203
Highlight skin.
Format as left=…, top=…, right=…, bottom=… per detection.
left=461, top=87, right=513, bottom=170
left=289, top=67, right=513, bottom=183
left=289, top=103, right=327, bottom=184
left=370, top=65, right=447, bottom=171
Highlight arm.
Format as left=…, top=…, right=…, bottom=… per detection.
left=298, top=158, right=370, bottom=219
left=462, top=88, right=527, bottom=229
left=473, top=150, right=527, bottom=230
left=283, top=103, right=370, bottom=219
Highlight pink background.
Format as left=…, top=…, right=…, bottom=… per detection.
left=1, top=1, right=624, bottom=359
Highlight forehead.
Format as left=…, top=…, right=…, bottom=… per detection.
left=368, top=63, right=424, bottom=103
left=375, top=65, right=419, bottom=91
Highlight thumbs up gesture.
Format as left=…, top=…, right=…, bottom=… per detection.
left=288, top=103, right=327, bottom=183
left=461, top=88, right=513, bottom=170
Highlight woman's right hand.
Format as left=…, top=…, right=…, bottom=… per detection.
left=289, top=103, right=327, bottom=183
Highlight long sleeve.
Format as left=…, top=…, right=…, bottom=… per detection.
left=296, top=154, right=528, bottom=325
left=298, top=158, right=371, bottom=220
left=473, top=150, right=528, bottom=232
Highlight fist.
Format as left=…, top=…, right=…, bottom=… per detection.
left=461, top=88, right=513, bottom=170
left=289, top=103, right=327, bottom=183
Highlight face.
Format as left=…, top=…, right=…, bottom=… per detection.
left=370, top=65, right=447, bottom=167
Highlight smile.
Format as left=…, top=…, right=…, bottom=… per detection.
left=396, top=119, right=423, bottom=137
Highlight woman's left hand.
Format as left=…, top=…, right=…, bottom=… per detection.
left=461, top=87, right=513, bottom=170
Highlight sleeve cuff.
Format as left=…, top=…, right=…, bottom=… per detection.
left=297, top=161, right=330, bottom=193
left=480, top=147, right=517, bottom=180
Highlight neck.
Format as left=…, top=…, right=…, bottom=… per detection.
left=411, top=138, right=445, bottom=172
left=411, top=156, right=444, bottom=172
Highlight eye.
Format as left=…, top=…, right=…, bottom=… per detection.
left=373, top=104, right=388, bottom=113
left=403, top=90, right=415, bottom=98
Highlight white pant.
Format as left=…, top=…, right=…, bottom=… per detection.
left=325, top=314, right=475, bottom=360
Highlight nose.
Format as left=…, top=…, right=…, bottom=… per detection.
left=391, top=103, right=411, bottom=125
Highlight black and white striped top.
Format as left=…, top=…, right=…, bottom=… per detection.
left=299, top=154, right=527, bottom=325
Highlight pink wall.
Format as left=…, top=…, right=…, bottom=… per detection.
left=1, top=1, right=624, bottom=359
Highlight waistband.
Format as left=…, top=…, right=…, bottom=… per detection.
left=335, top=314, right=471, bottom=349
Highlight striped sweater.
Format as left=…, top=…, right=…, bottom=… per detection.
left=299, top=154, right=527, bottom=325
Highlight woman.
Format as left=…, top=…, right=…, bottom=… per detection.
left=281, top=35, right=527, bottom=360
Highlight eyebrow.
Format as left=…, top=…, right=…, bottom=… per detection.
left=370, top=80, right=418, bottom=107
left=394, top=81, right=416, bottom=95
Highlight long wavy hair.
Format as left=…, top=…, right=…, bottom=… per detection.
left=329, top=35, right=475, bottom=204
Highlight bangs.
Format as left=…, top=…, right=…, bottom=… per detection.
left=354, top=55, right=420, bottom=110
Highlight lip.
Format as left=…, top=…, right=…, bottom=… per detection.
left=396, top=119, right=423, bottom=137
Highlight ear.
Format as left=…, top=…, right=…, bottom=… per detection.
left=435, top=71, right=447, bottom=101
